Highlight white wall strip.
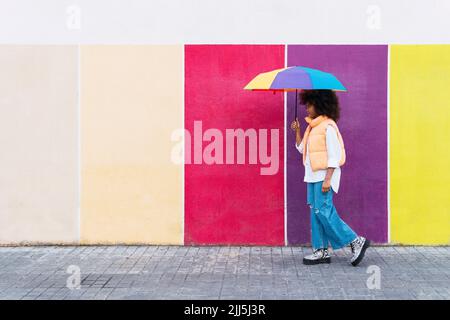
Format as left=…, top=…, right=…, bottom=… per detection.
left=1, top=1, right=449, bottom=44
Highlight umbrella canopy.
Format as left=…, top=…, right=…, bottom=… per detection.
left=244, top=66, right=347, bottom=119
left=244, top=66, right=347, bottom=91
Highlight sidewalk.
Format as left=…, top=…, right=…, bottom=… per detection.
left=0, top=246, right=448, bottom=300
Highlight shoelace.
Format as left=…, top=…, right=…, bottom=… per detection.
left=313, top=249, right=328, bottom=258
left=350, top=238, right=363, bottom=254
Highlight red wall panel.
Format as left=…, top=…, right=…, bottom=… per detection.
left=184, top=45, right=285, bottom=245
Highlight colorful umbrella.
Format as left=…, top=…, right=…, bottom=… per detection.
left=244, top=66, right=347, bottom=119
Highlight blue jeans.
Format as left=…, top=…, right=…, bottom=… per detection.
left=307, top=181, right=357, bottom=251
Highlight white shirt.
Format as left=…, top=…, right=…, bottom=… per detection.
left=295, top=124, right=342, bottom=193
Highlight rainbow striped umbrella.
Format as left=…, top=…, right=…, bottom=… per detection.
left=244, top=66, right=347, bottom=119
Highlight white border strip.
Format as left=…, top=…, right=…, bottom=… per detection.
left=77, top=44, right=81, bottom=244
left=182, top=45, right=185, bottom=245
left=284, top=44, right=288, bottom=246
left=387, top=44, right=391, bottom=244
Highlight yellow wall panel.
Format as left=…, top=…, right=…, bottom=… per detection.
left=80, top=45, right=183, bottom=244
left=390, top=45, right=450, bottom=244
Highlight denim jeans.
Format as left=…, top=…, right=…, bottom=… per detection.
left=307, top=181, right=357, bottom=251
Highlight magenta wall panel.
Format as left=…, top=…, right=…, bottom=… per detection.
left=184, top=45, right=285, bottom=245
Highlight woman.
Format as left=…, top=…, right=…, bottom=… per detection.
left=290, top=89, right=370, bottom=267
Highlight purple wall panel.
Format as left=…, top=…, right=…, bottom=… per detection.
left=287, top=45, right=388, bottom=245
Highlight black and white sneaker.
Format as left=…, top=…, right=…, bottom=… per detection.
left=303, top=248, right=331, bottom=265
left=350, top=236, right=370, bottom=266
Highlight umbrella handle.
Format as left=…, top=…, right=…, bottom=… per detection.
left=290, top=89, right=299, bottom=132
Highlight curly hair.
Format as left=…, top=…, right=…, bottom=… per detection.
left=299, top=89, right=340, bottom=122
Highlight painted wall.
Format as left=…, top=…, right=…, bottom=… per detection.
left=390, top=45, right=450, bottom=245
left=287, top=45, right=388, bottom=245
left=0, top=46, right=79, bottom=244
left=184, top=45, right=285, bottom=245
left=0, top=44, right=448, bottom=245
left=80, top=45, right=184, bottom=245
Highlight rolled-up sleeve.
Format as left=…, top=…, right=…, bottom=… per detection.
left=326, top=125, right=342, bottom=168
left=295, top=141, right=304, bottom=154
